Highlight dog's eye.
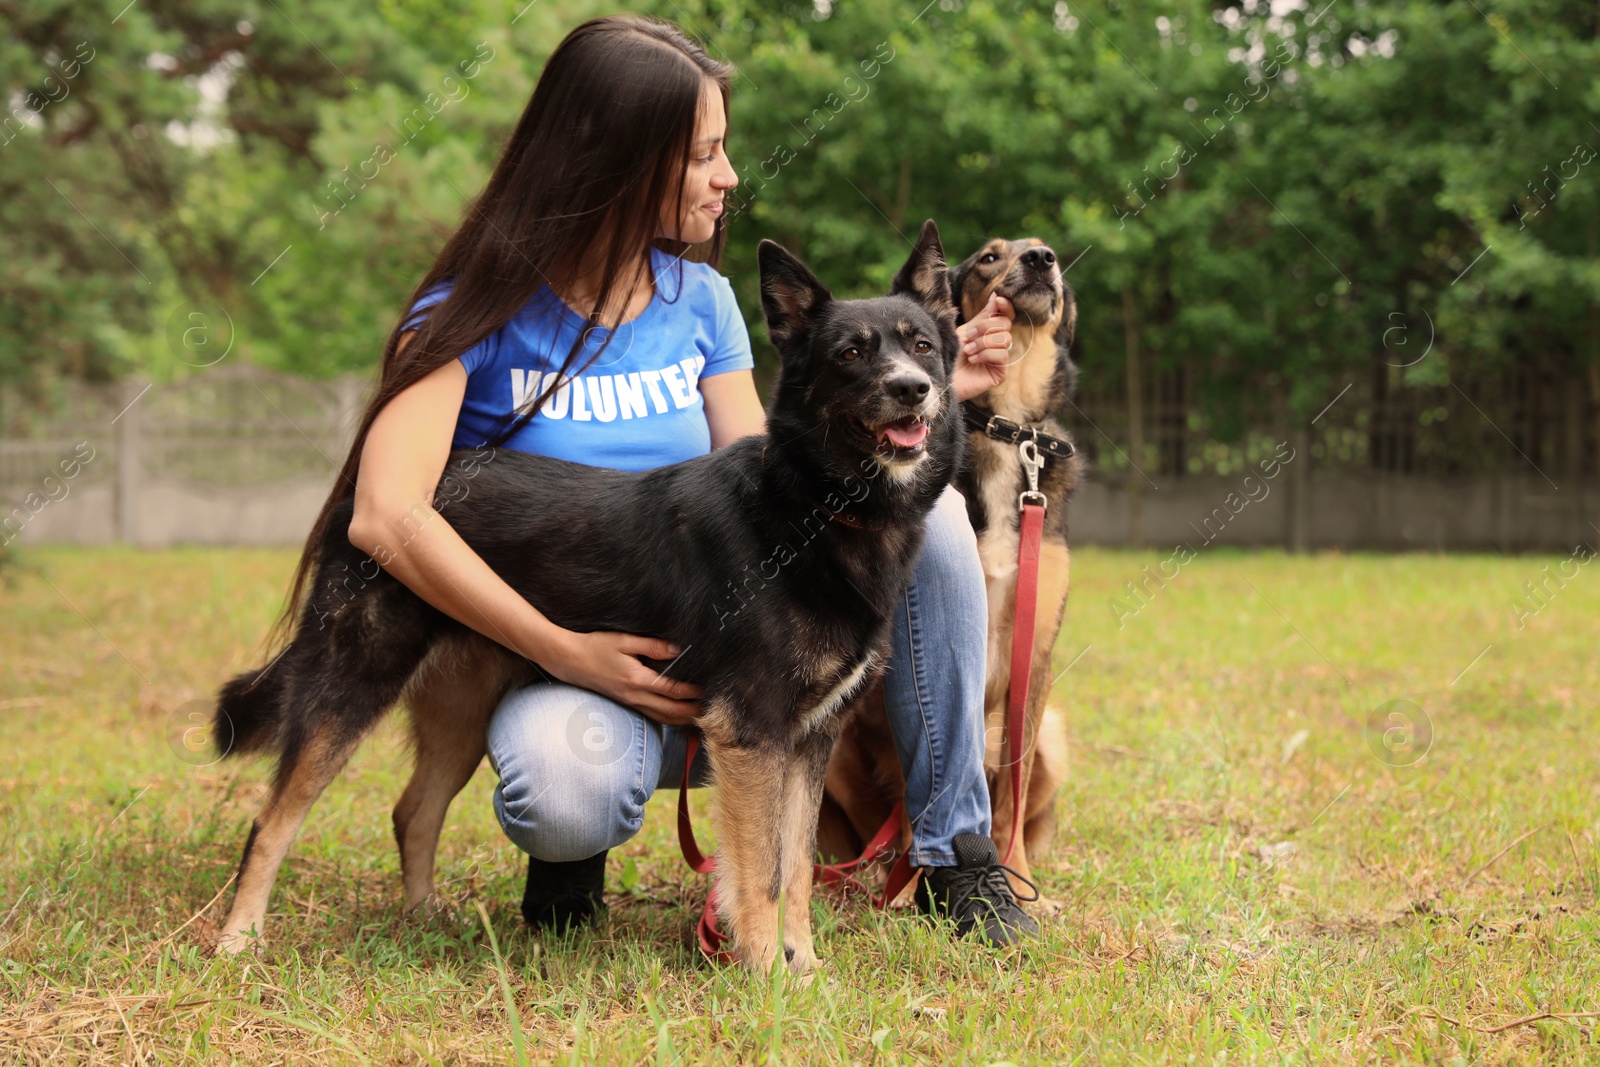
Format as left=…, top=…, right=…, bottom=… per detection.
left=840, top=346, right=863, bottom=361
left=979, top=252, right=999, bottom=265
left=914, top=340, right=933, bottom=353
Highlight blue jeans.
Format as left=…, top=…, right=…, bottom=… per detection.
left=485, top=484, right=991, bottom=868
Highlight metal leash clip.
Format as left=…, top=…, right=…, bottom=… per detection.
left=1018, top=437, right=1047, bottom=512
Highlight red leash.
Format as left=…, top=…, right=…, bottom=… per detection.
left=673, top=735, right=735, bottom=963
left=1005, top=438, right=1048, bottom=863
left=679, top=437, right=1049, bottom=961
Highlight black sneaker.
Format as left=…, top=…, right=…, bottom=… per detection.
left=915, top=833, right=1040, bottom=945
left=520, top=849, right=608, bottom=932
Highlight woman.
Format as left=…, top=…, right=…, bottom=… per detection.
left=288, top=15, right=1035, bottom=949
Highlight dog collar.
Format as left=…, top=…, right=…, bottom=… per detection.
left=960, top=402, right=1075, bottom=460
left=761, top=445, right=892, bottom=531
left=820, top=508, right=888, bottom=531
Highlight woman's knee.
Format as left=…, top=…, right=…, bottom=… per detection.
left=917, top=485, right=983, bottom=585
left=486, top=683, right=653, bottom=862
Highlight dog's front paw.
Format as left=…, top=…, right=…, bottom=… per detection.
left=737, top=939, right=821, bottom=981
left=783, top=940, right=822, bottom=979
left=405, top=891, right=456, bottom=919
left=191, top=920, right=271, bottom=962
left=191, top=917, right=223, bottom=956
left=207, top=924, right=264, bottom=957
left=734, top=937, right=779, bottom=974
left=1032, top=894, right=1066, bottom=917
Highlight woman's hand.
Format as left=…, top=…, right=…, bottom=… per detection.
left=951, top=293, right=1015, bottom=403
left=544, top=629, right=706, bottom=726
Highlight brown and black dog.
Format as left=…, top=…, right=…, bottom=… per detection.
left=201, top=222, right=967, bottom=974
left=818, top=237, right=1082, bottom=896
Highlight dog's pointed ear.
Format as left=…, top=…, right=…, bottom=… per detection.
left=889, top=219, right=955, bottom=325
left=759, top=238, right=832, bottom=351
left=945, top=253, right=975, bottom=328
left=1054, top=282, right=1078, bottom=354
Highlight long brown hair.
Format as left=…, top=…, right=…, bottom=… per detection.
left=272, top=14, right=734, bottom=647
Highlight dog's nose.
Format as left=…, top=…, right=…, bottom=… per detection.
left=1021, top=246, right=1056, bottom=269
left=887, top=373, right=931, bottom=408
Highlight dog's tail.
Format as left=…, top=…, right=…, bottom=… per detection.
left=213, top=509, right=350, bottom=761
left=214, top=653, right=291, bottom=759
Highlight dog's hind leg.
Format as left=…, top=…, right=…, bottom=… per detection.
left=1024, top=700, right=1068, bottom=861
left=814, top=791, right=861, bottom=866
left=212, top=581, right=436, bottom=953
left=215, top=719, right=369, bottom=954
left=820, top=687, right=904, bottom=862
left=393, top=640, right=520, bottom=910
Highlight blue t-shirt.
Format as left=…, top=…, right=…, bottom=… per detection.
left=405, top=246, right=755, bottom=472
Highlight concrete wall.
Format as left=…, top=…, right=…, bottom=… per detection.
left=1071, top=473, right=1597, bottom=552
left=11, top=479, right=334, bottom=547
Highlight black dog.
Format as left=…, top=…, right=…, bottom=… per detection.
left=204, top=220, right=963, bottom=974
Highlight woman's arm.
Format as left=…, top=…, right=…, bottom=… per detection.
left=347, top=338, right=705, bottom=724
left=700, top=369, right=766, bottom=448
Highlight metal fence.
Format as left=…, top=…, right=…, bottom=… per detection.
left=1062, top=358, right=1598, bottom=482
left=3, top=362, right=1596, bottom=551
left=1, top=367, right=365, bottom=548
left=1054, top=355, right=1598, bottom=551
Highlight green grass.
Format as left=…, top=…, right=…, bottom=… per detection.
left=2, top=545, right=1599, bottom=1064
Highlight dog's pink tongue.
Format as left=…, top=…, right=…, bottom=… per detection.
left=881, top=421, right=929, bottom=448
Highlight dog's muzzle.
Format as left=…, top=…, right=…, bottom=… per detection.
left=850, top=393, right=941, bottom=457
